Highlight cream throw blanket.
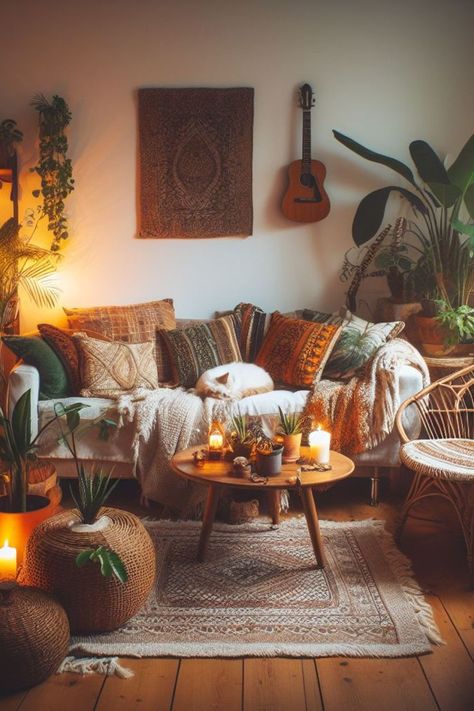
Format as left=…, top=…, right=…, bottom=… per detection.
left=115, top=388, right=230, bottom=513
left=303, top=338, right=430, bottom=455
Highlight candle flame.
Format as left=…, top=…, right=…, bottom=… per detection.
left=2, top=540, right=9, bottom=549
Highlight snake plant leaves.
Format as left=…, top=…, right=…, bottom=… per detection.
left=352, top=187, right=426, bottom=246
left=447, top=134, right=474, bottom=191
left=333, top=131, right=416, bottom=186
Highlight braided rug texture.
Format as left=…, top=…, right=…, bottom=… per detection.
left=68, top=518, right=441, bottom=659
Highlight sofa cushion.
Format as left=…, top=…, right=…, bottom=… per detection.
left=157, top=314, right=242, bottom=388
left=234, top=303, right=272, bottom=362
left=37, top=323, right=82, bottom=396
left=64, top=298, right=176, bottom=383
left=73, top=333, right=158, bottom=397
left=2, top=335, right=70, bottom=400
left=302, top=308, right=405, bottom=379
left=255, top=312, right=341, bottom=388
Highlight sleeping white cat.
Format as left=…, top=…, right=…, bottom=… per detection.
left=195, top=362, right=274, bottom=400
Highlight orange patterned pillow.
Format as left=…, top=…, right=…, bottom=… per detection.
left=255, top=312, right=341, bottom=388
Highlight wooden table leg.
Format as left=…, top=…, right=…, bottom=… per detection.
left=299, top=486, right=327, bottom=568
left=268, top=489, right=281, bottom=525
left=197, top=484, right=220, bottom=562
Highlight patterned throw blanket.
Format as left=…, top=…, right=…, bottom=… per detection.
left=303, top=338, right=430, bottom=455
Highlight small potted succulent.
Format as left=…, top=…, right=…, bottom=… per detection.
left=228, top=411, right=257, bottom=458
left=254, top=429, right=283, bottom=477
left=277, top=407, right=308, bottom=463
left=22, top=404, right=156, bottom=633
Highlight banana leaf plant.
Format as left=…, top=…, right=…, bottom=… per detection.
left=0, top=390, right=86, bottom=513
left=333, top=131, right=474, bottom=309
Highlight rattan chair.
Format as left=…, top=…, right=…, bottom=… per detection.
left=395, top=363, right=474, bottom=575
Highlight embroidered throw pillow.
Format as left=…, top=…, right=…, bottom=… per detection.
left=157, top=315, right=242, bottom=389
left=255, top=312, right=341, bottom=388
left=64, top=298, right=176, bottom=383
left=2, top=335, right=70, bottom=400
left=73, top=333, right=158, bottom=397
left=302, top=307, right=405, bottom=379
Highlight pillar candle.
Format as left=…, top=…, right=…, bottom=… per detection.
left=0, top=539, right=17, bottom=582
left=308, top=429, right=331, bottom=464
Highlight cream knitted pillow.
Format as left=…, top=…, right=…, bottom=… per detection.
left=73, top=333, right=158, bottom=397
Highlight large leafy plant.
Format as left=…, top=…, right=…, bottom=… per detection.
left=333, top=131, right=474, bottom=309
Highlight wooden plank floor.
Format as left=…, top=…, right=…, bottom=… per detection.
left=1, top=477, right=473, bottom=711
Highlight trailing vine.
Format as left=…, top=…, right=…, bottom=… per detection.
left=31, top=94, right=74, bottom=252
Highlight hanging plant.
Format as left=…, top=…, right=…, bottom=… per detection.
left=31, top=94, right=74, bottom=252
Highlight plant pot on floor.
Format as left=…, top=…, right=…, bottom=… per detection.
left=21, top=507, right=156, bottom=633
left=0, top=494, right=55, bottom=567
left=256, top=445, right=284, bottom=477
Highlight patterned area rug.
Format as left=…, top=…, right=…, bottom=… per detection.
left=68, top=518, right=441, bottom=661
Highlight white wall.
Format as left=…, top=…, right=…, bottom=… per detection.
left=2, top=0, right=473, bottom=331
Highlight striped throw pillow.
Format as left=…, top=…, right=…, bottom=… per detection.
left=255, top=312, right=341, bottom=388
left=157, top=315, right=242, bottom=388
left=302, top=308, right=405, bottom=379
left=234, top=303, right=272, bottom=362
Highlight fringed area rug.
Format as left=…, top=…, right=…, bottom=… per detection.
left=66, top=518, right=441, bottom=667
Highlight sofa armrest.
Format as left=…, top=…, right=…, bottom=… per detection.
left=7, top=363, right=40, bottom=439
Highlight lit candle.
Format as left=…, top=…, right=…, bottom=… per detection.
left=309, top=427, right=331, bottom=464
left=208, top=421, right=224, bottom=460
left=0, top=539, right=17, bottom=582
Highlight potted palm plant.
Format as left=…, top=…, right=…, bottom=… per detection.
left=333, top=131, right=474, bottom=351
left=0, top=390, right=84, bottom=564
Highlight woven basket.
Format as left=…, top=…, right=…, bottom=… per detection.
left=0, top=585, right=70, bottom=692
left=22, top=507, right=156, bottom=633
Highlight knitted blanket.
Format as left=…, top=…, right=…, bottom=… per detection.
left=303, top=338, right=430, bottom=455
left=115, top=388, right=230, bottom=513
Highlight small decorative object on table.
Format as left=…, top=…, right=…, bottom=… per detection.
left=308, top=426, right=331, bottom=464
left=0, top=584, right=70, bottom=692
left=277, top=406, right=308, bottom=463
left=208, top=420, right=225, bottom=460
left=232, top=456, right=252, bottom=478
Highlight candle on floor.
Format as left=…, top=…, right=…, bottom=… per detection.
left=0, top=539, right=17, bottom=583
left=308, top=428, right=331, bottom=464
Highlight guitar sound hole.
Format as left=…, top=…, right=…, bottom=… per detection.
left=300, top=173, right=314, bottom=188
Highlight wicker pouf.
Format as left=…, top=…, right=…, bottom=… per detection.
left=0, top=585, right=70, bottom=691
left=22, top=507, right=156, bottom=633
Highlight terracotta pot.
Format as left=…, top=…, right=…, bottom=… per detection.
left=282, top=433, right=302, bottom=463
left=0, top=495, right=55, bottom=566
left=414, top=315, right=455, bottom=356
left=256, top=445, right=283, bottom=477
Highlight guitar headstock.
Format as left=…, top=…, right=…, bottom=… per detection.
left=298, top=83, right=315, bottom=110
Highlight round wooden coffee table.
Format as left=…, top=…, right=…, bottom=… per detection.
left=171, top=446, right=354, bottom=568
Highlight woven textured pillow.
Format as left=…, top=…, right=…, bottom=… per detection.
left=37, top=324, right=82, bottom=395
left=234, top=303, right=272, bottom=362
left=73, top=333, right=158, bottom=397
left=255, top=312, right=341, bottom=388
left=302, top=307, right=405, bottom=379
left=157, top=315, right=242, bottom=389
left=2, top=335, right=70, bottom=400
left=64, top=299, right=176, bottom=382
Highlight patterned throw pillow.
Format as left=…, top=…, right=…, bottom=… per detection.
left=302, top=308, right=405, bottom=379
left=157, top=315, right=242, bottom=389
left=255, top=312, right=341, bottom=388
left=64, top=299, right=176, bottom=383
left=37, top=323, right=82, bottom=395
left=2, top=335, right=70, bottom=400
left=73, top=333, right=158, bottom=397
left=234, top=303, right=272, bottom=362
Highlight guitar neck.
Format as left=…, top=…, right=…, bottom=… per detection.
left=302, top=109, right=312, bottom=171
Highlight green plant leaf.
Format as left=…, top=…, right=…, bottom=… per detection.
left=464, top=184, right=474, bottom=219
left=333, top=130, right=416, bottom=186
left=66, top=409, right=81, bottom=433
left=352, top=187, right=426, bottom=246
left=447, top=134, right=474, bottom=191
left=107, top=550, right=128, bottom=583
left=75, top=549, right=95, bottom=567
left=452, top=219, right=474, bottom=237
left=97, top=549, right=113, bottom=578
left=11, top=390, right=32, bottom=456
left=409, top=140, right=450, bottom=186
left=426, top=181, right=461, bottom=208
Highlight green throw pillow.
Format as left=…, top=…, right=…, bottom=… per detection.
left=302, top=308, right=405, bottom=379
left=2, top=335, right=71, bottom=399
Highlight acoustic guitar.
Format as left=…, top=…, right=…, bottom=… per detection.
left=281, top=83, right=330, bottom=223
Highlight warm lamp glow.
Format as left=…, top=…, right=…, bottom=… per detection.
left=208, top=421, right=225, bottom=460
left=308, top=426, right=331, bottom=464
left=0, top=539, right=17, bottom=582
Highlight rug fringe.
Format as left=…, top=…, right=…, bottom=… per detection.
left=58, top=655, right=134, bottom=678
